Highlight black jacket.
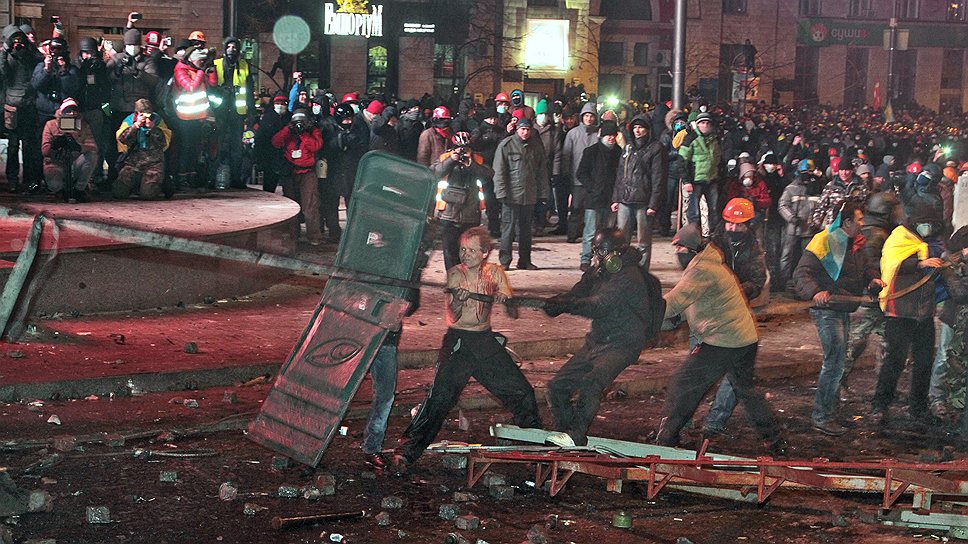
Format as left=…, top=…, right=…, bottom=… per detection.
left=0, top=30, right=40, bottom=109
left=710, top=232, right=768, bottom=300
left=254, top=108, right=291, bottom=176
left=576, top=141, right=621, bottom=209
left=31, top=61, right=82, bottom=118
left=612, top=132, right=668, bottom=209
left=106, top=52, right=159, bottom=113
left=370, top=115, right=400, bottom=155
left=793, top=235, right=877, bottom=313
left=73, top=55, right=109, bottom=112
left=471, top=120, right=505, bottom=167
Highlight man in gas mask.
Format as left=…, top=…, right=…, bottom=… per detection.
left=213, top=36, right=255, bottom=188
left=320, top=103, right=367, bottom=237
left=655, top=223, right=786, bottom=455
left=543, top=227, right=664, bottom=447
left=872, top=200, right=959, bottom=428
left=0, top=25, right=42, bottom=192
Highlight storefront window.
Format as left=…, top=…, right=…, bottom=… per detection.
left=367, top=44, right=387, bottom=95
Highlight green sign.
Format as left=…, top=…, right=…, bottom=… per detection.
left=797, top=18, right=968, bottom=48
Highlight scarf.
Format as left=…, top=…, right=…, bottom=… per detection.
left=804, top=211, right=850, bottom=281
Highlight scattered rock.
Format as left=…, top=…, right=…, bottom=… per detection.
left=277, top=485, right=300, bottom=499
left=455, top=514, right=480, bottom=530
left=526, top=524, right=548, bottom=544
left=155, top=432, right=175, bottom=442
left=86, top=506, right=112, bottom=524
left=381, top=495, right=404, bottom=509
left=675, top=538, right=695, bottom=544
left=439, top=503, right=460, bottom=521
left=26, top=490, right=52, bottom=513
left=102, top=433, right=125, bottom=447
left=203, top=296, right=217, bottom=304
left=314, top=473, right=336, bottom=495
left=452, top=491, right=478, bottom=503
left=480, top=473, right=506, bottom=487
left=46, top=415, right=61, bottom=426
left=397, top=530, right=409, bottom=538
left=271, top=456, right=290, bottom=471
left=544, top=514, right=559, bottom=529
left=222, top=392, right=238, bottom=404
left=110, top=333, right=125, bottom=345
left=218, top=482, right=238, bottom=501
left=360, top=471, right=377, bottom=480
left=243, top=502, right=267, bottom=516
left=182, top=399, right=199, bottom=409
left=375, top=511, right=391, bottom=526
left=302, top=486, right=322, bottom=501
left=0, top=526, right=13, bottom=544
left=159, top=471, right=178, bottom=483
left=444, top=532, right=470, bottom=544
left=441, top=455, right=468, bottom=470
left=183, top=342, right=199, bottom=354
left=51, top=435, right=75, bottom=452
left=7, top=351, right=25, bottom=359
left=831, top=514, right=849, bottom=527
left=488, top=484, right=513, bottom=500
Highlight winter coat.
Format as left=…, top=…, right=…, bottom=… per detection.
left=271, top=124, right=323, bottom=175
left=74, top=55, right=109, bottom=112
left=612, top=132, right=667, bottom=209
left=678, top=131, right=722, bottom=184
left=254, top=109, right=291, bottom=176
left=777, top=175, right=821, bottom=238
left=107, top=52, right=159, bottom=113
left=396, top=114, right=423, bottom=161
left=492, top=132, right=549, bottom=206
left=560, top=102, right=599, bottom=185
left=416, top=126, right=451, bottom=168
left=576, top=141, right=621, bottom=209
left=116, top=112, right=171, bottom=166
left=31, top=61, right=81, bottom=118
left=663, top=244, right=758, bottom=348
left=811, top=176, right=870, bottom=229
left=710, top=233, right=768, bottom=301
left=557, top=250, right=655, bottom=350
left=535, top=121, right=562, bottom=178
left=370, top=114, right=400, bottom=155
left=723, top=177, right=771, bottom=213
left=321, top=118, right=368, bottom=187
left=880, top=226, right=953, bottom=320
left=793, top=232, right=877, bottom=313
left=432, top=152, right=492, bottom=225
left=0, top=31, right=40, bottom=109
left=41, top=110, right=98, bottom=167
left=173, top=59, right=217, bottom=94
left=659, top=129, right=686, bottom=182
left=470, top=120, right=505, bottom=166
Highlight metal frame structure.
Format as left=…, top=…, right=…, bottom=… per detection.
left=464, top=425, right=968, bottom=537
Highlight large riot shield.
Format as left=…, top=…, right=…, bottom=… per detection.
left=247, top=151, right=435, bottom=466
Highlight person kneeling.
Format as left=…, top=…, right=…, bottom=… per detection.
left=41, top=98, right=98, bottom=202
left=114, top=99, right=172, bottom=200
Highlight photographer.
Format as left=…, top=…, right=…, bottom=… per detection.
left=114, top=99, right=171, bottom=200
left=41, top=98, right=98, bottom=201
left=272, top=109, right=324, bottom=245
left=74, top=37, right=110, bottom=189
left=32, top=36, right=81, bottom=131
left=432, top=132, right=492, bottom=270
left=106, top=26, right=159, bottom=186
left=172, top=43, right=217, bottom=190
left=0, top=25, right=42, bottom=192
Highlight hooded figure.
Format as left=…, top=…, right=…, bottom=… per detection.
left=1, top=26, right=43, bottom=190
left=560, top=101, right=600, bottom=240
left=41, top=98, right=99, bottom=199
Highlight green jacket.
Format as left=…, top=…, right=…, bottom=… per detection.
left=678, top=131, right=722, bottom=184
left=493, top=134, right=550, bottom=205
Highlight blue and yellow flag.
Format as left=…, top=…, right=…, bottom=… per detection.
left=805, top=212, right=850, bottom=281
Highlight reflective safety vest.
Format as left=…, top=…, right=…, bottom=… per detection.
left=214, top=58, right=250, bottom=115
left=435, top=178, right=485, bottom=212
left=174, top=89, right=210, bottom=121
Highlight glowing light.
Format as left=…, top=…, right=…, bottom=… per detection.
left=525, top=20, right=568, bottom=70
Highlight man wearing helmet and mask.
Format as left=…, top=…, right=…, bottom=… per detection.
left=214, top=36, right=255, bottom=188
left=417, top=105, right=454, bottom=168
left=543, top=227, right=664, bottom=447
left=432, top=132, right=492, bottom=270
left=319, top=102, right=367, bottom=239
left=655, top=223, right=786, bottom=455
left=793, top=202, right=884, bottom=436
left=0, top=24, right=42, bottom=192
left=106, top=27, right=159, bottom=187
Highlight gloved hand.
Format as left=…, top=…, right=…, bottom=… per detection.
left=542, top=295, right=571, bottom=318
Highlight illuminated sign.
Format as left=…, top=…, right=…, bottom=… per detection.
left=324, top=0, right=383, bottom=38
left=525, top=20, right=568, bottom=70
left=403, top=22, right=436, bottom=34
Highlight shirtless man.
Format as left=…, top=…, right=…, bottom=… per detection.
left=393, top=227, right=542, bottom=468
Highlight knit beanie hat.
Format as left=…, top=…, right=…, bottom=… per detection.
left=365, top=100, right=385, bottom=115
left=599, top=120, right=618, bottom=137
left=535, top=99, right=548, bottom=115
left=123, top=28, right=142, bottom=46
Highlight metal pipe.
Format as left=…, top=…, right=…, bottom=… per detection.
left=672, top=0, right=687, bottom=110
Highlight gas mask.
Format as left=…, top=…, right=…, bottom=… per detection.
left=225, top=47, right=239, bottom=63
left=124, top=45, right=140, bottom=57
left=312, top=104, right=322, bottom=115
left=274, top=105, right=286, bottom=115
left=916, top=223, right=934, bottom=238
left=593, top=247, right=624, bottom=274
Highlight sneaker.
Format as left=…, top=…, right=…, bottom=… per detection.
left=812, top=420, right=847, bottom=436
left=545, top=431, right=577, bottom=448
left=364, top=452, right=388, bottom=471
left=389, top=452, right=412, bottom=476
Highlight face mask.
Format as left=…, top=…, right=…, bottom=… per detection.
left=960, top=173, right=968, bottom=185
left=742, top=177, right=753, bottom=187
left=536, top=113, right=547, bottom=126
left=125, top=45, right=140, bottom=57
left=225, top=49, right=239, bottom=62
left=601, top=136, right=615, bottom=147
left=312, top=104, right=321, bottom=115
left=403, top=110, right=419, bottom=121
left=725, top=230, right=752, bottom=247
left=673, top=122, right=686, bottom=132
left=764, top=164, right=777, bottom=173
left=274, top=105, right=286, bottom=115
left=554, top=113, right=562, bottom=124
left=916, top=223, right=933, bottom=238
left=496, top=105, right=508, bottom=114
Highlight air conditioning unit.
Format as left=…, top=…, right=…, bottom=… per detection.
left=650, top=49, right=672, bottom=67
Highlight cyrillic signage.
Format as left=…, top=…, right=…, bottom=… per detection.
left=797, top=18, right=968, bottom=48
left=324, top=0, right=383, bottom=38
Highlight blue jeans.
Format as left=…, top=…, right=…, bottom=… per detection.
left=581, top=207, right=612, bottom=264
left=810, top=307, right=850, bottom=424
left=362, top=341, right=398, bottom=454
left=616, top=203, right=653, bottom=269
left=929, top=321, right=954, bottom=405
left=703, top=378, right=738, bottom=434
left=685, top=181, right=719, bottom=232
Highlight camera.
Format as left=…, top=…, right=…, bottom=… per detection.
left=291, top=121, right=305, bottom=134
left=455, top=148, right=469, bottom=163
left=50, top=16, right=61, bottom=24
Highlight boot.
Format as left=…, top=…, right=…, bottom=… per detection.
left=653, top=417, right=680, bottom=447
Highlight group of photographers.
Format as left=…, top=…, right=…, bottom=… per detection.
left=1, top=12, right=253, bottom=201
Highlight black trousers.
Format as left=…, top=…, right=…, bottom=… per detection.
left=400, top=329, right=541, bottom=462
left=547, top=338, right=641, bottom=445
left=499, top=203, right=535, bottom=268
left=872, top=316, right=935, bottom=415
left=552, top=176, right=571, bottom=232
left=658, top=175, right=680, bottom=235
left=566, top=185, right=586, bottom=240
left=482, top=176, right=501, bottom=236
left=440, top=220, right=475, bottom=271
left=658, top=342, right=779, bottom=445
left=318, top=178, right=342, bottom=239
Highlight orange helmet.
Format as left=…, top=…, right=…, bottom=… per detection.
left=494, top=92, right=510, bottom=103
left=189, top=30, right=206, bottom=42
left=722, top=198, right=755, bottom=223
